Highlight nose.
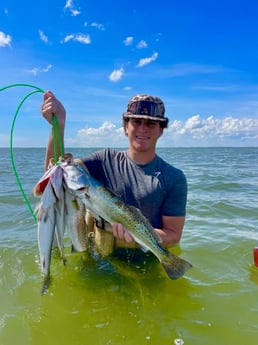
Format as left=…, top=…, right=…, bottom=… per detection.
left=138, top=121, right=147, bottom=130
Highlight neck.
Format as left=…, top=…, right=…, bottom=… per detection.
left=127, top=148, right=156, bottom=164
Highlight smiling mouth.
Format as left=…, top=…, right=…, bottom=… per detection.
left=136, top=135, right=150, bottom=140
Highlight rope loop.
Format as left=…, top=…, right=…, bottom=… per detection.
left=0, top=83, right=64, bottom=222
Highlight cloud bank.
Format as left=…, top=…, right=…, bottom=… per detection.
left=65, top=115, right=258, bottom=147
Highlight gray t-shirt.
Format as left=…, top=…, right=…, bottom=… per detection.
left=82, top=148, right=187, bottom=229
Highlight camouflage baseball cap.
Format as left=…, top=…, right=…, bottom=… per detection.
left=123, top=94, right=169, bottom=123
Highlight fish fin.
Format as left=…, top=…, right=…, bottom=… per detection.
left=71, top=198, right=80, bottom=211
left=34, top=202, right=41, bottom=217
left=40, top=274, right=52, bottom=295
left=139, top=244, right=149, bottom=253
left=162, top=253, right=192, bottom=280
left=155, top=233, right=163, bottom=244
left=71, top=244, right=76, bottom=253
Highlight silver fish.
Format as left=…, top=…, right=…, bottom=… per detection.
left=64, top=188, right=88, bottom=252
left=35, top=180, right=56, bottom=278
left=51, top=165, right=66, bottom=263
left=61, top=158, right=192, bottom=280
left=34, top=159, right=87, bottom=283
left=53, top=183, right=66, bottom=263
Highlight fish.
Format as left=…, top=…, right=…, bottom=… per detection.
left=35, top=179, right=56, bottom=278
left=63, top=188, right=88, bottom=252
left=34, top=156, right=88, bottom=288
left=35, top=163, right=67, bottom=276
left=51, top=164, right=66, bottom=263
left=33, top=160, right=59, bottom=197
left=53, top=183, right=66, bottom=261
left=60, top=157, right=192, bottom=280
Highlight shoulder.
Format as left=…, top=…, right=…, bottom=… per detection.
left=101, top=149, right=128, bottom=165
left=156, top=155, right=186, bottom=181
left=83, top=148, right=124, bottom=162
left=156, top=156, right=187, bottom=195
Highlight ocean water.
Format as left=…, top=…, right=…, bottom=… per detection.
left=0, top=147, right=257, bottom=345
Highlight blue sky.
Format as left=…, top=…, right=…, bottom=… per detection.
left=1, top=0, right=258, bottom=147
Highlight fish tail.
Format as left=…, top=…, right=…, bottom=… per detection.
left=161, top=253, right=192, bottom=280
left=40, top=274, right=52, bottom=295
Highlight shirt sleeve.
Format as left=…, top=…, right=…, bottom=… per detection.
left=81, top=149, right=106, bottom=181
left=162, top=169, right=188, bottom=217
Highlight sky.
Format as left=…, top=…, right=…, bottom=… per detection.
left=1, top=0, right=258, bottom=148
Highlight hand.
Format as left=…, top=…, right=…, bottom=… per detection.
left=112, top=223, right=134, bottom=243
left=41, top=90, right=66, bottom=126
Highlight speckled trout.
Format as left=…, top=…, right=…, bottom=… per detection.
left=60, top=157, right=192, bottom=280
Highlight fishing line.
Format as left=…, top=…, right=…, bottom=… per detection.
left=0, top=83, right=64, bottom=222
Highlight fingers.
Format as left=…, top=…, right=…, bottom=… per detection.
left=41, top=91, right=57, bottom=121
left=112, top=223, right=134, bottom=243
left=40, top=91, right=66, bottom=125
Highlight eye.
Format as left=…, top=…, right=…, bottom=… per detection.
left=131, top=119, right=142, bottom=126
left=146, top=120, right=157, bottom=126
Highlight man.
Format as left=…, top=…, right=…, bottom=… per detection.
left=41, top=92, right=187, bottom=253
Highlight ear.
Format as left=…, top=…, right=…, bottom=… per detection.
left=158, top=128, right=163, bottom=138
left=124, top=121, right=129, bottom=135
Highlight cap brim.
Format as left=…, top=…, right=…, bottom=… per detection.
left=123, top=113, right=168, bottom=122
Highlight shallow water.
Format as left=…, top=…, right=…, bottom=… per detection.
left=0, top=147, right=258, bottom=345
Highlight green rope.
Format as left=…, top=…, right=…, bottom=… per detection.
left=52, top=115, right=58, bottom=162
left=0, top=83, right=64, bottom=222
left=10, top=89, right=42, bottom=222
left=51, top=114, right=64, bottom=162
left=0, top=83, right=44, bottom=93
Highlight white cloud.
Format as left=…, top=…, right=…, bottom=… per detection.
left=0, top=31, right=11, bottom=47
left=136, top=40, right=147, bottom=49
left=64, top=0, right=80, bottom=16
left=25, top=64, right=52, bottom=76
left=66, top=115, right=258, bottom=147
left=136, top=52, right=158, bottom=67
left=62, top=33, right=91, bottom=44
left=38, top=30, right=49, bottom=43
left=162, top=115, right=258, bottom=146
left=109, top=68, right=125, bottom=82
left=123, top=86, right=133, bottom=91
left=63, top=34, right=74, bottom=43
left=71, top=9, right=80, bottom=16
left=73, top=121, right=126, bottom=147
left=123, top=36, right=134, bottom=46
left=90, top=22, right=105, bottom=31
left=64, top=0, right=73, bottom=8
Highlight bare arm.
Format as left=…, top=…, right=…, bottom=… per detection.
left=40, top=91, right=66, bottom=171
left=112, top=215, right=185, bottom=248
left=154, top=216, right=185, bottom=246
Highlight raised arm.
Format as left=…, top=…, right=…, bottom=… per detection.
left=40, top=91, right=66, bottom=171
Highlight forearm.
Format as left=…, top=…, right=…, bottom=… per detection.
left=154, top=216, right=185, bottom=247
left=40, top=91, right=66, bottom=171
left=44, top=124, right=65, bottom=171
left=154, top=227, right=182, bottom=248
left=112, top=223, right=183, bottom=249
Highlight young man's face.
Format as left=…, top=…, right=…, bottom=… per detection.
left=125, top=118, right=163, bottom=152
